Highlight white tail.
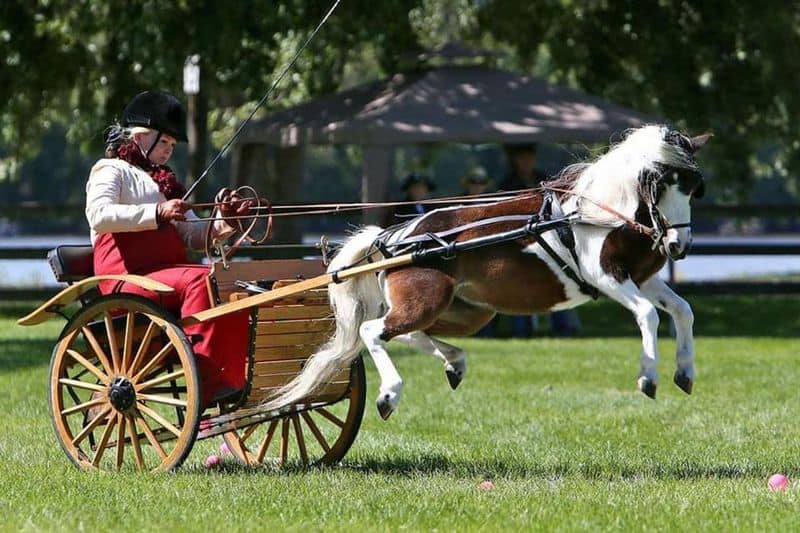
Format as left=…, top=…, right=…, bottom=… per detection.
left=262, top=226, right=386, bottom=410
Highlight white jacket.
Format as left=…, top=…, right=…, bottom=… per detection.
left=85, top=158, right=233, bottom=248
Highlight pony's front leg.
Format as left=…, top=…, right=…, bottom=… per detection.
left=359, top=318, right=404, bottom=420
left=598, top=277, right=661, bottom=399
left=393, top=331, right=467, bottom=390
left=640, top=277, right=695, bottom=395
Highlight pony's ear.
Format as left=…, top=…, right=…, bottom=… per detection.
left=689, top=133, right=713, bottom=153
left=694, top=181, right=706, bottom=199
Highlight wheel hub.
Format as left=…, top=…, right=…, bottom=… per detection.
left=108, top=376, right=136, bottom=412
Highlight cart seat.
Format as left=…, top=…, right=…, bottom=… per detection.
left=48, top=245, right=94, bottom=283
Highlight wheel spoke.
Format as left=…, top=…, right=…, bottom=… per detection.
left=121, top=311, right=135, bottom=373
left=137, top=393, right=187, bottom=408
left=291, top=414, right=309, bottom=464
left=136, top=370, right=184, bottom=392
left=316, top=407, right=345, bottom=428
left=115, top=413, right=126, bottom=469
left=256, top=420, right=279, bottom=463
left=91, top=414, right=118, bottom=467
left=104, top=312, right=122, bottom=373
left=72, top=405, right=112, bottom=446
left=279, top=418, right=290, bottom=466
left=59, top=378, right=106, bottom=392
left=301, top=411, right=331, bottom=453
left=136, top=412, right=167, bottom=461
left=127, top=415, right=145, bottom=471
left=137, top=402, right=181, bottom=437
left=66, top=349, right=109, bottom=384
left=61, top=396, right=106, bottom=417
left=127, top=321, right=158, bottom=376
left=240, top=422, right=260, bottom=444
left=82, top=326, right=114, bottom=375
left=132, top=343, right=174, bottom=383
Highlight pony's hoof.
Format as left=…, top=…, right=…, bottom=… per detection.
left=376, top=397, right=394, bottom=420
left=445, top=368, right=462, bottom=390
left=637, top=377, right=657, bottom=399
left=673, top=371, right=693, bottom=395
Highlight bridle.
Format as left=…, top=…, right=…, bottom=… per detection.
left=640, top=174, right=693, bottom=252
left=544, top=168, right=696, bottom=254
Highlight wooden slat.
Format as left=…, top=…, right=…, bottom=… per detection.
left=231, top=290, right=330, bottom=306
left=246, top=380, right=351, bottom=405
left=256, top=305, right=332, bottom=321
left=252, top=359, right=305, bottom=375
left=251, top=364, right=350, bottom=384
left=250, top=365, right=350, bottom=389
left=255, top=318, right=333, bottom=336
left=252, top=346, right=318, bottom=362
left=254, top=331, right=332, bottom=349
left=208, top=259, right=326, bottom=305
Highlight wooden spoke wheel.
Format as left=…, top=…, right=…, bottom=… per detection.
left=49, top=295, right=201, bottom=472
left=223, top=357, right=366, bottom=468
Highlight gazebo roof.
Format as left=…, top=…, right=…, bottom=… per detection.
left=241, top=63, right=655, bottom=146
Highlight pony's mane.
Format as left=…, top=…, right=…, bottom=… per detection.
left=553, top=125, right=698, bottom=227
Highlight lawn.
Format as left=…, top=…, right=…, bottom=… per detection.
left=1, top=296, right=799, bottom=531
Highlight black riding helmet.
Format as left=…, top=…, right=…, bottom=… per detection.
left=122, top=90, right=188, bottom=142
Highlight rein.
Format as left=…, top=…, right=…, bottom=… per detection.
left=542, top=185, right=656, bottom=237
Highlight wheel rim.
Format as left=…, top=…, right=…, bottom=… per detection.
left=223, top=357, right=366, bottom=468
left=49, top=295, right=200, bottom=472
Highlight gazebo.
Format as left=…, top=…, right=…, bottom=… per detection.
left=231, top=44, right=653, bottom=231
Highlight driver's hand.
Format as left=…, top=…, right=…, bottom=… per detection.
left=218, top=189, right=253, bottom=219
left=157, top=199, right=190, bottom=222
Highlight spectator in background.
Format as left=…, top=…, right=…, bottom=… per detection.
left=496, top=142, right=581, bottom=338
left=461, top=165, right=494, bottom=197
left=389, top=172, right=437, bottom=222
left=498, top=143, right=547, bottom=192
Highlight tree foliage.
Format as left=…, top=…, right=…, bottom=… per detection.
left=478, top=0, right=800, bottom=197
left=2, top=0, right=798, bottom=199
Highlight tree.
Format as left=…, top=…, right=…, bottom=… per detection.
left=0, top=0, right=423, bottom=183
left=478, top=0, right=800, bottom=198
left=3, top=0, right=798, bottom=200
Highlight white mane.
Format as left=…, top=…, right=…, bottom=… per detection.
left=567, top=125, right=697, bottom=227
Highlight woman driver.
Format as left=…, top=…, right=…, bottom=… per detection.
left=86, top=90, right=249, bottom=408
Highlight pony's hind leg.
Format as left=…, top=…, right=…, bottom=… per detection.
left=640, top=277, right=695, bottom=394
left=359, top=317, right=404, bottom=420
left=393, top=331, right=467, bottom=390
left=364, top=268, right=455, bottom=419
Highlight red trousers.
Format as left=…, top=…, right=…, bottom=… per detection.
left=93, top=225, right=248, bottom=408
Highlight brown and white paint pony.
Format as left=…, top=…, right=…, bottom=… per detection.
left=267, top=125, right=710, bottom=419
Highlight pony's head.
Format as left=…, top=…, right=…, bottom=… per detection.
left=570, top=125, right=709, bottom=260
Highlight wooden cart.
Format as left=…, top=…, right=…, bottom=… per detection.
left=18, top=246, right=367, bottom=472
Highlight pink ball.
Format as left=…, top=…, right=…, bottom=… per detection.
left=205, top=454, right=222, bottom=469
left=479, top=480, right=495, bottom=490
left=768, top=473, right=789, bottom=491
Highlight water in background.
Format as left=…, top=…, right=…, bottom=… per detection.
left=2, top=235, right=800, bottom=288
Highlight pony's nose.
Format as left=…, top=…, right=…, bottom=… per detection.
left=668, top=241, right=687, bottom=260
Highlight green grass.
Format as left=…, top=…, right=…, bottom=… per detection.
left=1, top=297, right=800, bottom=531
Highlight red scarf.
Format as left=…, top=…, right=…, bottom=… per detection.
left=115, top=142, right=186, bottom=200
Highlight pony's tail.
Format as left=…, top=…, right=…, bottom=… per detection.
left=262, top=226, right=386, bottom=411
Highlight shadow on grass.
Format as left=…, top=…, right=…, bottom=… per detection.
left=344, top=454, right=768, bottom=480
left=179, top=453, right=770, bottom=481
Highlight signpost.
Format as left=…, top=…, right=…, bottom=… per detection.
left=183, top=54, right=206, bottom=200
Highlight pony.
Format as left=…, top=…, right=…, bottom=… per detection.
left=266, top=125, right=710, bottom=419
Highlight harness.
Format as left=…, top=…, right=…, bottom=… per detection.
left=536, top=192, right=599, bottom=299
left=370, top=194, right=600, bottom=300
